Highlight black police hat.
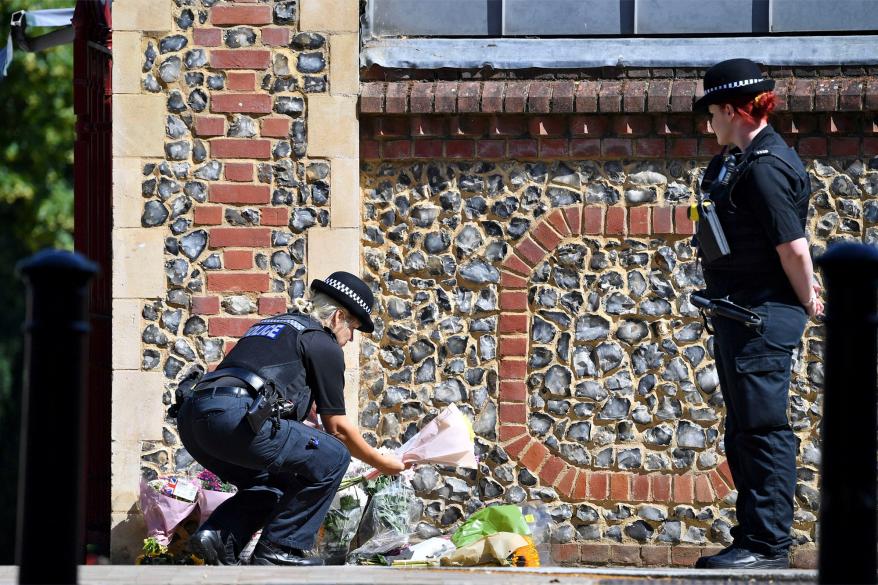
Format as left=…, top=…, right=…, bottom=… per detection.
left=310, top=271, right=375, bottom=333
left=694, top=58, right=775, bottom=112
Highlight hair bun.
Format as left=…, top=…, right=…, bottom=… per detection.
left=292, top=297, right=313, bottom=314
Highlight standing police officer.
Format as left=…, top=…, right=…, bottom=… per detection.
left=690, top=59, right=823, bottom=569
left=177, top=271, right=404, bottom=566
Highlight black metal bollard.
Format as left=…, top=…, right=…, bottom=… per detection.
left=816, top=243, right=878, bottom=584
left=15, top=250, right=97, bottom=585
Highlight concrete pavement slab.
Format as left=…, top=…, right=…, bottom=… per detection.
left=0, top=565, right=817, bottom=585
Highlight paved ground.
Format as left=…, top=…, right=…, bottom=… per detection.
left=0, top=565, right=817, bottom=584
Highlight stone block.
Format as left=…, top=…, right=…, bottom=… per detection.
left=300, top=0, right=358, bottom=32
left=112, top=299, right=143, bottom=370
left=110, top=439, right=143, bottom=513
left=307, top=227, right=359, bottom=281
left=307, top=95, right=358, bottom=158
left=343, top=341, right=359, bottom=373
left=113, top=95, right=165, bottom=157
left=344, top=367, right=360, bottom=425
left=112, top=31, right=142, bottom=95
left=113, top=158, right=146, bottom=229
left=112, top=0, right=173, bottom=31
left=112, top=228, right=166, bottom=299
left=330, top=34, right=359, bottom=96
left=112, top=371, right=165, bottom=442
left=330, top=158, right=361, bottom=228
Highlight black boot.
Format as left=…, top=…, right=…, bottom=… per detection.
left=700, top=546, right=789, bottom=569
left=249, top=540, right=324, bottom=566
left=188, top=528, right=237, bottom=565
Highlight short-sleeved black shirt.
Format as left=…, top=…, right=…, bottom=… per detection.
left=219, top=314, right=347, bottom=418
left=732, top=126, right=808, bottom=245
left=703, top=125, right=809, bottom=302
left=301, top=329, right=346, bottom=416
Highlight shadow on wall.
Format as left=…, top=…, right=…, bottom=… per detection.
left=111, top=504, right=146, bottom=564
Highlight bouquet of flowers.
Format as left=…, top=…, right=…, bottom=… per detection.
left=347, top=476, right=421, bottom=564
left=317, top=491, right=366, bottom=564
left=316, top=459, right=372, bottom=563
left=135, top=536, right=203, bottom=565
left=364, top=403, right=477, bottom=480
left=440, top=532, right=539, bottom=567
left=140, top=477, right=200, bottom=545
left=443, top=504, right=545, bottom=568
left=195, top=470, right=236, bottom=525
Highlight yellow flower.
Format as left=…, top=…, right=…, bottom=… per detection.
left=510, top=536, right=540, bottom=567
left=460, top=411, right=475, bottom=441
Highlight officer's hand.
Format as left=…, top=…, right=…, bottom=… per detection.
left=376, top=454, right=405, bottom=476
left=807, top=281, right=824, bottom=319
left=806, top=297, right=824, bottom=319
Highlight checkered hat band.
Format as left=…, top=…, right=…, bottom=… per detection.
left=703, top=78, right=765, bottom=96
left=325, top=278, right=372, bottom=314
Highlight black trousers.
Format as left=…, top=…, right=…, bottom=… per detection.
left=177, top=390, right=350, bottom=554
left=711, top=301, right=807, bottom=556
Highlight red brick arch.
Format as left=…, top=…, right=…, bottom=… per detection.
left=495, top=204, right=735, bottom=506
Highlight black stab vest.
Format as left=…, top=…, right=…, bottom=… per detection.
left=700, top=143, right=809, bottom=283
left=217, top=312, right=324, bottom=421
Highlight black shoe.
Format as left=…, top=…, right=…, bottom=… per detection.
left=249, top=540, right=324, bottom=566
left=701, top=546, right=789, bottom=569
left=188, top=528, right=237, bottom=565
left=695, top=544, right=739, bottom=568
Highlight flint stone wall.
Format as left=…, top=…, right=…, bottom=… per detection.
left=357, top=113, right=877, bottom=565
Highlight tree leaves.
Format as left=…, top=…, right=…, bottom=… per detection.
left=0, top=0, right=75, bottom=563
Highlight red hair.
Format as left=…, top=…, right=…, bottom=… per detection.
left=720, top=91, right=777, bottom=124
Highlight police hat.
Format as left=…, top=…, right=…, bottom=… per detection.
left=693, top=58, right=775, bottom=112
left=310, top=271, right=375, bottom=333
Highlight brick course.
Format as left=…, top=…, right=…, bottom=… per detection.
left=361, top=111, right=876, bottom=161
left=362, top=78, right=878, bottom=114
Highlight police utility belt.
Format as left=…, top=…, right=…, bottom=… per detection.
left=187, top=367, right=297, bottom=434
left=691, top=291, right=763, bottom=334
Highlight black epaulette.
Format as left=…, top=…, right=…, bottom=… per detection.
left=742, top=147, right=801, bottom=176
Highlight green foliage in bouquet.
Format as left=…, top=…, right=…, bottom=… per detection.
left=357, top=553, right=391, bottom=566
left=136, top=537, right=203, bottom=566
left=364, top=475, right=391, bottom=496
left=369, top=479, right=412, bottom=535
left=322, top=495, right=360, bottom=545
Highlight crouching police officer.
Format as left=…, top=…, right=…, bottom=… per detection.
left=690, top=59, right=823, bottom=569
left=176, top=271, right=405, bottom=566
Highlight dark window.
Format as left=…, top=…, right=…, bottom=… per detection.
left=365, top=0, right=878, bottom=38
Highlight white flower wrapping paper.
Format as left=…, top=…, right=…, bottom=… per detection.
left=365, top=403, right=477, bottom=480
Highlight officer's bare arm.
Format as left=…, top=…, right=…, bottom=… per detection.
left=776, top=238, right=823, bottom=317
left=322, top=413, right=405, bottom=475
